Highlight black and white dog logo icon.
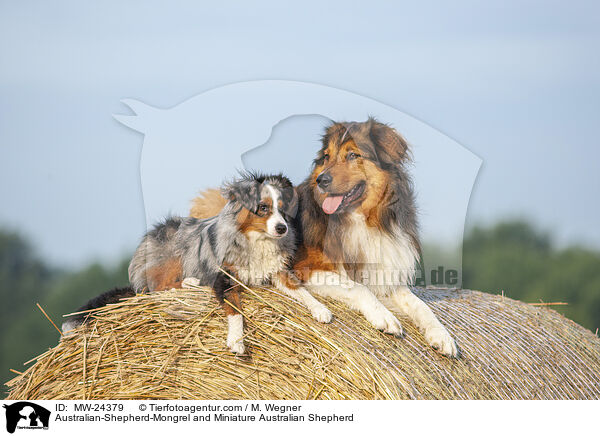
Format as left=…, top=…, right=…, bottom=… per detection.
left=3, top=402, right=50, bottom=433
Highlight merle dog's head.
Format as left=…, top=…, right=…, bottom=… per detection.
left=222, top=172, right=298, bottom=239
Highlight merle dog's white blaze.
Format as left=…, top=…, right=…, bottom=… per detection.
left=265, top=184, right=287, bottom=238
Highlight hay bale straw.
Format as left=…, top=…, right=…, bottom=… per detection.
left=5, top=286, right=600, bottom=400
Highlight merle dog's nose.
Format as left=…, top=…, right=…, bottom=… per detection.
left=316, top=171, right=332, bottom=189
left=275, top=223, right=287, bottom=235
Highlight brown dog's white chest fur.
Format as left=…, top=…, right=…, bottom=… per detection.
left=340, top=213, right=419, bottom=295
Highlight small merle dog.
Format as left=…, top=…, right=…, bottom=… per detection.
left=62, top=173, right=332, bottom=354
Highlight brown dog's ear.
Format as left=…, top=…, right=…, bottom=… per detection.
left=368, top=119, right=409, bottom=166
left=285, top=187, right=299, bottom=218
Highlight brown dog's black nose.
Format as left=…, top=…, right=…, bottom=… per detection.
left=316, top=171, right=332, bottom=189
left=275, top=223, right=287, bottom=235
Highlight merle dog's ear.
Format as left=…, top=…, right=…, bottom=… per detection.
left=369, top=120, right=409, bottom=166
left=222, top=179, right=261, bottom=212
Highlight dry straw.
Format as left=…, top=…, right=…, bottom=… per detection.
left=5, top=285, right=600, bottom=400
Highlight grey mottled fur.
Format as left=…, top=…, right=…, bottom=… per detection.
left=128, top=173, right=298, bottom=291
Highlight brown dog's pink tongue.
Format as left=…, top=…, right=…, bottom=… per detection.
left=322, top=195, right=344, bottom=214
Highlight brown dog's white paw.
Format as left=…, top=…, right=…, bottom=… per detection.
left=311, top=304, right=333, bottom=323
left=425, top=326, right=459, bottom=357
left=366, top=309, right=404, bottom=337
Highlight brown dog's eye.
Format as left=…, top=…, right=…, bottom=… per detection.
left=323, top=153, right=330, bottom=162
left=347, top=152, right=361, bottom=161
left=257, top=203, right=269, bottom=215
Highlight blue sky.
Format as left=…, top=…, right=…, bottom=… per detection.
left=1, top=1, right=599, bottom=266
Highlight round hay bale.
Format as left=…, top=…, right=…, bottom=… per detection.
left=5, top=287, right=600, bottom=400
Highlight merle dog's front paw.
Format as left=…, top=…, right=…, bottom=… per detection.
left=181, top=277, right=201, bottom=288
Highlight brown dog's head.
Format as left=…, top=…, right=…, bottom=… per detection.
left=310, top=118, right=410, bottom=217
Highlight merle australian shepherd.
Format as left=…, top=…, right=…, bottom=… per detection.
left=191, top=119, right=459, bottom=357
left=62, top=173, right=332, bottom=354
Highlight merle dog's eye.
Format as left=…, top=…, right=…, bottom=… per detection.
left=257, top=203, right=269, bottom=214
left=347, top=152, right=361, bottom=160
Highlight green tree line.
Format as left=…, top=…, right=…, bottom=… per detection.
left=1, top=220, right=599, bottom=395
left=0, top=231, right=129, bottom=395
left=463, top=221, right=600, bottom=332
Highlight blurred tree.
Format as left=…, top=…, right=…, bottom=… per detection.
left=0, top=230, right=129, bottom=394
left=0, top=231, right=53, bottom=325
left=43, top=259, right=130, bottom=319
left=0, top=231, right=52, bottom=384
left=463, top=220, right=600, bottom=332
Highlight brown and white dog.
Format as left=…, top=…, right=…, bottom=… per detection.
left=191, top=119, right=458, bottom=357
